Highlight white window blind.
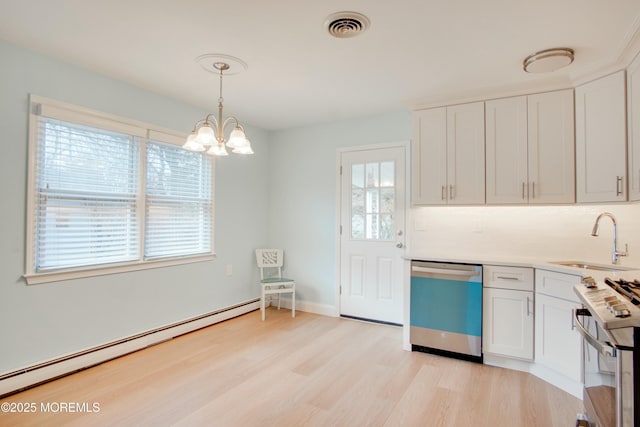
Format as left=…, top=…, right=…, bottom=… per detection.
left=27, top=96, right=215, bottom=281
left=145, top=140, right=212, bottom=259
left=33, top=116, right=140, bottom=271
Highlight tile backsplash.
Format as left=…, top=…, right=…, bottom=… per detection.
left=409, top=203, right=640, bottom=266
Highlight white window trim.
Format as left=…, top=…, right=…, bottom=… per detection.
left=24, top=95, right=216, bottom=285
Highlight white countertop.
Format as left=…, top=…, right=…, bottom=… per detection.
left=405, top=253, right=640, bottom=281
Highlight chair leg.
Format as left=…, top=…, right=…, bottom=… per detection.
left=261, top=287, right=266, bottom=321
left=292, top=289, right=295, bottom=318
left=277, top=293, right=281, bottom=310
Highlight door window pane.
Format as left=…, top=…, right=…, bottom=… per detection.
left=352, top=188, right=365, bottom=215
left=380, top=161, right=394, bottom=187
left=366, top=214, right=378, bottom=239
left=352, top=214, right=364, bottom=238
left=380, top=214, right=394, bottom=239
left=351, top=160, right=396, bottom=240
left=380, top=188, right=394, bottom=213
left=366, top=163, right=379, bottom=187
left=352, top=164, right=364, bottom=188
left=366, top=188, right=379, bottom=214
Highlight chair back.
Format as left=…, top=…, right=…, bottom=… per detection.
left=256, top=249, right=284, bottom=281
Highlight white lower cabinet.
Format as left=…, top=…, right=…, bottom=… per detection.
left=534, top=270, right=582, bottom=383
left=483, top=266, right=534, bottom=360
left=484, top=288, right=534, bottom=359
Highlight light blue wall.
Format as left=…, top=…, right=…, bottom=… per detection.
left=0, top=38, right=411, bottom=374
left=268, top=113, right=411, bottom=308
left=0, top=40, right=269, bottom=374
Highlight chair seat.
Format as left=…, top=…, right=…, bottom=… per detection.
left=261, top=277, right=295, bottom=284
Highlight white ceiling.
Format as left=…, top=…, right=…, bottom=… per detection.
left=1, top=0, right=639, bottom=131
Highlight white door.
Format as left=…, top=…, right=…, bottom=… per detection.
left=339, top=145, right=406, bottom=325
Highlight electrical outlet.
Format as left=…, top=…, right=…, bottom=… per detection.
left=226, top=264, right=233, bottom=276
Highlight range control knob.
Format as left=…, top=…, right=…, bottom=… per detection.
left=612, top=304, right=631, bottom=318
left=605, top=298, right=622, bottom=311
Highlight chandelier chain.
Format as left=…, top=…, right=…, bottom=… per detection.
left=218, top=69, right=224, bottom=104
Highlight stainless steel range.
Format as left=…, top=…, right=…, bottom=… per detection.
left=574, top=276, right=640, bottom=427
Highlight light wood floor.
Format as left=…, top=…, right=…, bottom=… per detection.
left=2, top=308, right=583, bottom=426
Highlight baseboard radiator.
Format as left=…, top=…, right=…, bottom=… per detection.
left=0, top=299, right=260, bottom=398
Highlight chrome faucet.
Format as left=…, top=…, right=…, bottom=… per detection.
left=591, top=212, right=628, bottom=264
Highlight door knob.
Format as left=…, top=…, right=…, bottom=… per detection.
left=396, top=242, right=404, bottom=248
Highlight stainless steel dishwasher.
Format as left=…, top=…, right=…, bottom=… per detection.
left=410, top=261, right=483, bottom=362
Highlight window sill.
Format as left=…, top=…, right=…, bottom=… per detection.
left=23, top=254, right=216, bottom=285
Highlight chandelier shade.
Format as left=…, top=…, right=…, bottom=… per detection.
left=183, top=133, right=206, bottom=152
left=183, top=57, right=254, bottom=156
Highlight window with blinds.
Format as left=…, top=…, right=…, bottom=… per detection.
left=145, top=141, right=212, bottom=259
left=33, top=117, right=140, bottom=271
left=26, top=96, right=214, bottom=281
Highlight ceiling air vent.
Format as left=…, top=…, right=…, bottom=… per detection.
left=325, top=11, right=370, bottom=39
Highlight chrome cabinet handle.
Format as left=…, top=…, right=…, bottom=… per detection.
left=526, top=296, right=531, bottom=316
left=616, top=176, right=623, bottom=196
left=396, top=242, right=404, bottom=248
left=441, top=185, right=446, bottom=200
left=531, top=182, right=535, bottom=199
left=522, top=182, right=526, bottom=200
left=449, top=184, right=454, bottom=200
left=496, top=275, right=519, bottom=281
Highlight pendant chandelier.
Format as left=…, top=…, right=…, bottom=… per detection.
left=183, top=56, right=253, bottom=156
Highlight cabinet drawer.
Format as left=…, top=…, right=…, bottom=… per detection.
left=483, top=265, right=534, bottom=291
left=535, top=269, right=582, bottom=302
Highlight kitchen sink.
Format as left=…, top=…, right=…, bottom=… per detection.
left=549, top=260, right=638, bottom=272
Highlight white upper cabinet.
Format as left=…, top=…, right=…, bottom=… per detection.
left=412, top=107, right=447, bottom=205
left=412, top=102, right=485, bottom=205
left=575, top=71, right=627, bottom=203
left=486, top=96, right=529, bottom=204
left=446, top=102, right=485, bottom=205
left=486, top=90, right=575, bottom=204
left=527, top=90, right=575, bottom=204
left=628, top=54, right=640, bottom=201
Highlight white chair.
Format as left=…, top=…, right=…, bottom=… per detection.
left=256, top=249, right=295, bottom=321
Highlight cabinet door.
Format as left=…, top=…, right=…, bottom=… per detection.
left=576, top=71, right=627, bottom=202
left=534, top=293, right=582, bottom=382
left=412, top=108, right=447, bottom=205
left=628, top=54, right=640, bottom=201
left=486, top=96, right=528, bottom=204
left=528, top=89, right=575, bottom=204
left=446, top=102, right=485, bottom=205
left=483, top=288, right=534, bottom=360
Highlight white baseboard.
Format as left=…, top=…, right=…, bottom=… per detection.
left=266, top=296, right=338, bottom=317
left=483, top=353, right=582, bottom=399
left=0, top=299, right=260, bottom=397
left=483, top=353, right=534, bottom=374
left=529, top=364, right=583, bottom=400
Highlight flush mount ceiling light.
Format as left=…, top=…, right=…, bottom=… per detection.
left=183, top=54, right=253, bottom=156
left=523, top=47, right=575, bottom=73
left=324, top=11, right=370, bottom=38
